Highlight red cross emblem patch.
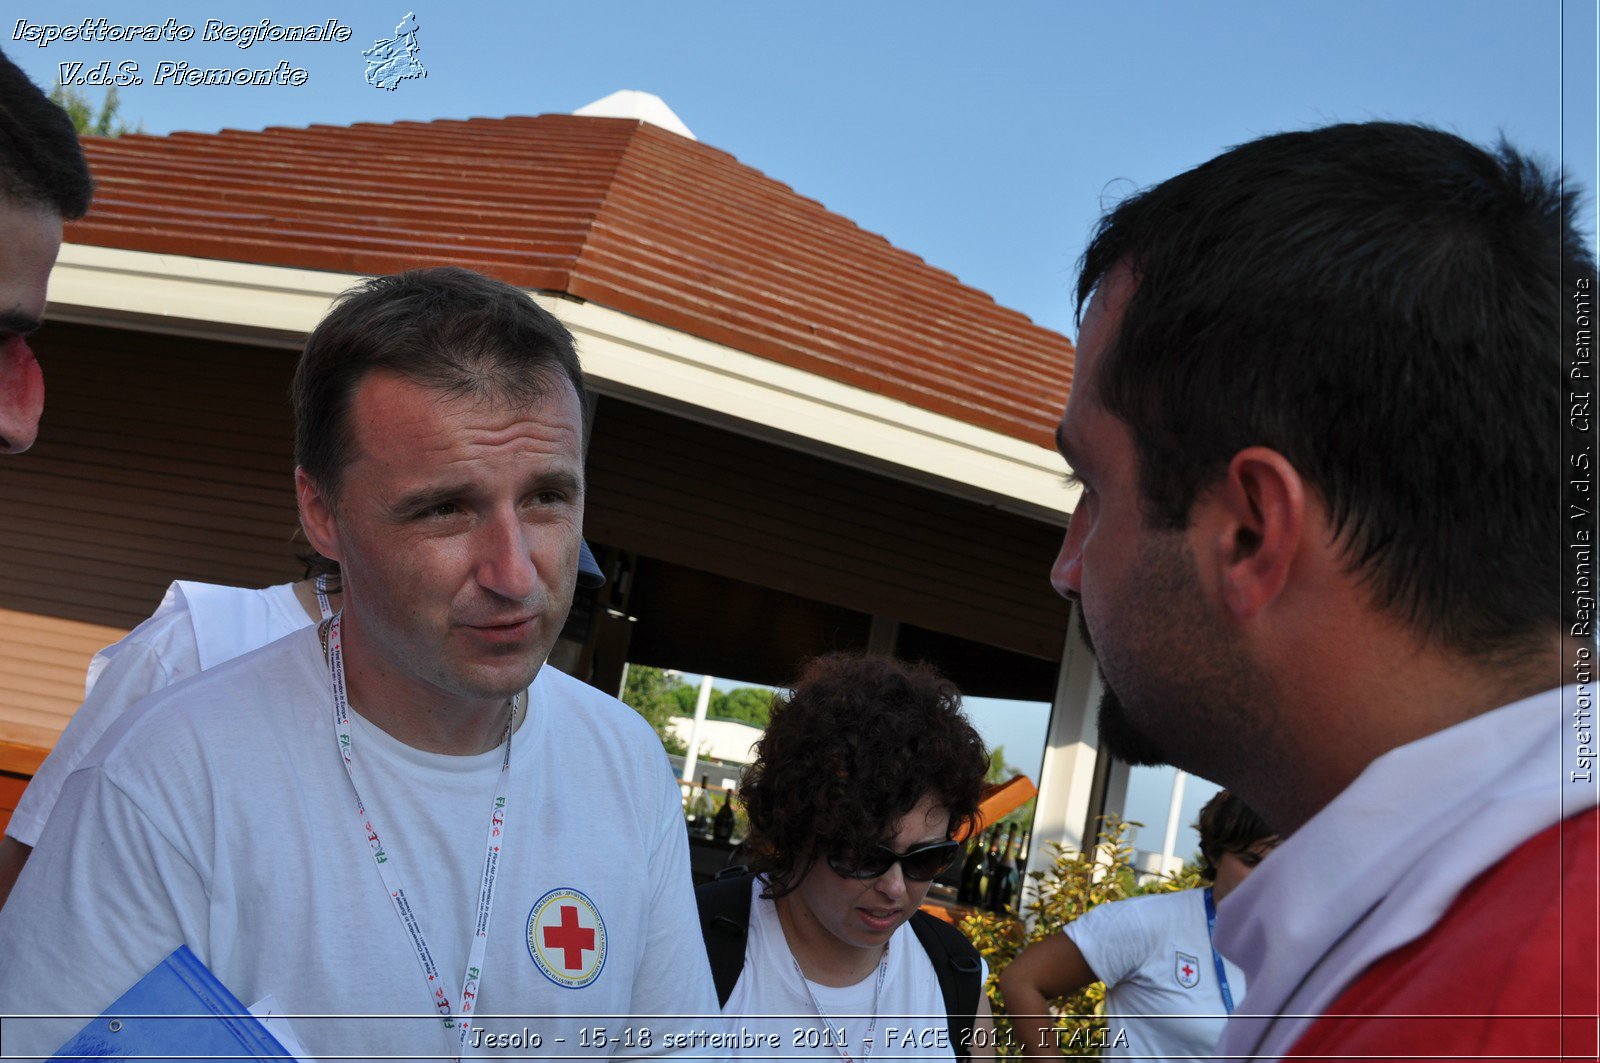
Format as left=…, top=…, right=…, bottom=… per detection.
left=1174, top=950, right=1201, bottom=989
left=527, top=888, right=608, bottom=989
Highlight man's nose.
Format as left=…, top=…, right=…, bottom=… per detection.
left=1051, top=519, right=1085, bottom=600
left=476, top=511, right=537, bottom=601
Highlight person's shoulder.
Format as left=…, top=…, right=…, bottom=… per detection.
left=1293, top=809, right=1597, bottom=1056
left=92, top=626, right=323, bottom=774
left=171, top=579, right=297, bottom=615
left=534, top=664, right=662, bottom=748
left=1078, top=887, right=1196, bottom=927
left=174, top=580, right=310, bottom=663
left=1065, top=888, right=1201, bottom=955
left=88, top=583, right=204, bottom=676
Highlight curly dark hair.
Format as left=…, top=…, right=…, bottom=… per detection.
left=739, top=652, right=990, bottom=897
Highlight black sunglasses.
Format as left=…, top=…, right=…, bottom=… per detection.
left=827, top=839, right=960, bottom=882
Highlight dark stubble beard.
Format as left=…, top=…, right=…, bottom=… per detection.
left=1080, top=610, right=1172, bottom=766
left=1075, top=531, right=1278, bottom=786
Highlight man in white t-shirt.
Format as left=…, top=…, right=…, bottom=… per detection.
left=998, top=791, right=1277, bottom=1058
left=0, top=544, right=603, bottom=907
left=0, top=267, right=721, bottom=1058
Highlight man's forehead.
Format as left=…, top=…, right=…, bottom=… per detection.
left=351, top=367, right=580, bottom=420
left=1057, top=264, right=1138, bottom=455
left=342, top=369, right=585, bottom=465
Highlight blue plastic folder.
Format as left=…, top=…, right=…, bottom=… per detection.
left=49, top=946, right=294, bottom=1061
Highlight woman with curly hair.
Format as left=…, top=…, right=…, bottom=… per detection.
left=696, top=652, right=997, bottom=1061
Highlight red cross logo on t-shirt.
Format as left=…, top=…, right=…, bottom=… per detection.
left=1175, top=950, right=1202, bottom=989
left=527, top=887, right=608, bottom=989
left=543, top=905, right=596, bottom=970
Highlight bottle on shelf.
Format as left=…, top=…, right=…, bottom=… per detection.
left=975, top=825, right=1005, bottom=908
left=957, top=828, right=989, bottom=905
left=686, top=774, right=714, bottom=838
left=988, top=823, right=1022, bottom=913
left=712, top=785, right=736, bottom=842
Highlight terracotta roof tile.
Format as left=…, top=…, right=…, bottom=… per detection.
left=68, top=114, right=1073, bottom=446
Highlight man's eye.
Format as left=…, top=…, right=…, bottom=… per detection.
left=418, top=503, right=459, bottom=518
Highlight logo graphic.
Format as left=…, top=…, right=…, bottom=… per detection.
left=527, top=888, right=607, bottom=989
left=1174, top=951, right=1201, bottom=989
left=363, top=12, right=426, bottom=90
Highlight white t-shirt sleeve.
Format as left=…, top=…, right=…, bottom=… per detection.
left=0, top=760, right=207, bottom=1054
left=1062, top=896, right=1156, bottom=989
left=627, top=764, right=728, bottom=1057
left=6, top=628, right=191, bottom=846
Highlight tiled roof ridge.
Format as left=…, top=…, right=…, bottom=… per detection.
left=65, top=112, right=1074, bottom=447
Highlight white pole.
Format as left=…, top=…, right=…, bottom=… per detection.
left=681, top=673, right=715, bottom=784
left=1160, top=769, right=1188, bottom=874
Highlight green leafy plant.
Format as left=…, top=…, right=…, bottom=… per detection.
left=959, top=817, right=1203, bottom=1057
left=48, top=83, right=141, bottom=137
left=620, top=664, right=690, bottom=755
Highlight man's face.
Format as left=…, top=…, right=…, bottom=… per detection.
left=1051, top=268, right=1270, bottom=774
left=305, top=369, right=585, bottom=712
left=0, top=204, right=63, bottom=453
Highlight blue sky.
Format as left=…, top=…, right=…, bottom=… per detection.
left=12, top=1, right=1595, bottom=338
left=14, top=1, right=1594, bottom=859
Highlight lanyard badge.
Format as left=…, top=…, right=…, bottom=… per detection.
left=324, top=613, right=517, bottom=1057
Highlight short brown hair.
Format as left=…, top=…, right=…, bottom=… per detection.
left=739, top=653, right=990, bottom=896
left=291, top=267, right=584, bottom=502
left=1195, top=790, right=1275, bottom=880
left=0, top=50, right=92, bottom=218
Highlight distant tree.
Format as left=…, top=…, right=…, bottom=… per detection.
left=716, top=686, right=774, bottom=729
left=672, top=681, right=704, bottom=714
left=620, top=664, right=688, bottom=756
left=986, top=745, right=1024, bottom=784
left=666, top=682, right=775, bottom=730
left=49, top=83, right=140, bottom=137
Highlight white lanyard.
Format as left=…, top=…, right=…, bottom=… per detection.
left=312, top=574, right=333, bottom=620
left=324, top=613, right=517, bottom=1058
left=792, top=942, right=891, bottom=1063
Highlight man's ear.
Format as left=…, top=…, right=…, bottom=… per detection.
left=1201, top=446, right=1306, bottom=620
left=296, top=467, right=342, bottom=562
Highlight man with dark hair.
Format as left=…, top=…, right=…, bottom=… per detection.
left=0, top=268, right=720, bottom=1056
left=1052, top=122, right=1596, bottom=1056
left=0, top=48, right=93, bottom=454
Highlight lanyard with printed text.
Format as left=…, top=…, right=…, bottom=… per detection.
left=792, top=941, right=891, bottom=1063
left=1202, top=886, right=1236, bottom=1015
left=313, top=574, right=333, bottom=620
left=325, top=613, right=516, bottom=1058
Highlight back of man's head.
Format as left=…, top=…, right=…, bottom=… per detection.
left=0, top=50, right=92, bottom=218
left=292, top=267, right=585, bottom=503
left=1076, top=121, right=1593, bottom=663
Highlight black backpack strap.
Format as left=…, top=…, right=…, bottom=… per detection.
left=695, top=870, right=757, bottom=1007
left=910, top=911, right=983, bottom=1063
